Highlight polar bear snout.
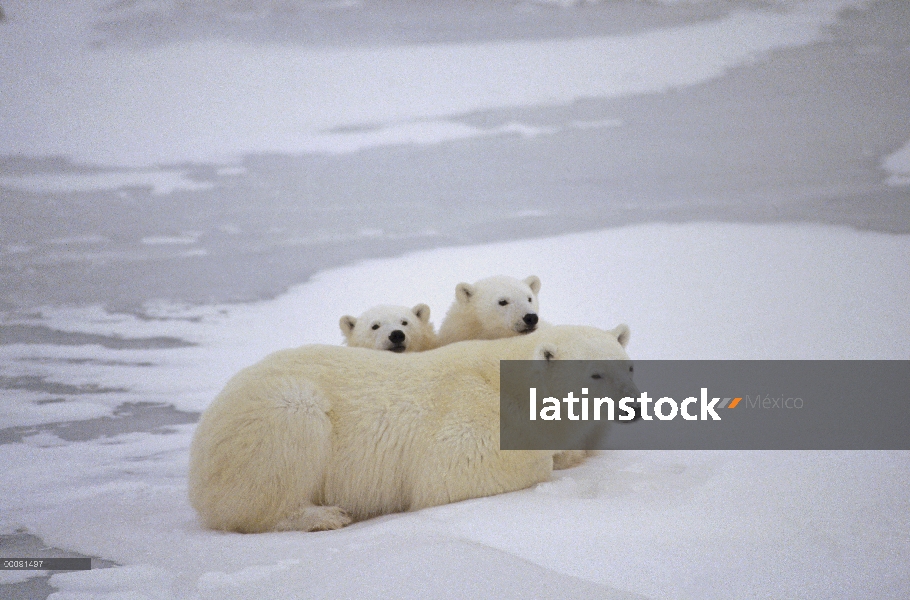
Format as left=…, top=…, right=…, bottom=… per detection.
left=517, top=312, right=539, bottom=333
left=388, top=329, right=407, bottom=352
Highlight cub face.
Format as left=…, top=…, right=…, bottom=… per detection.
left=456, top=275, right=541, bottom=338
left=340, top=304, right=435, bottom=353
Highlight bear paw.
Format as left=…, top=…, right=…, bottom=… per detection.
left=275, top=505, right=352, bottom=532
left=552, top=450, right=589, bottom=470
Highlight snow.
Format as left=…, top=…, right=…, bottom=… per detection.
left=3, top=222, right=908, bottom=425
left=1, top=0, right=908, bottom=598
left=1, top=0, right=860, bottom=166
left=0, top=170, right=215, bottom=196
left=2, top=223, right=909, bottom=598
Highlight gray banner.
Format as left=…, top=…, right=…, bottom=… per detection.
left=500, top=360, right=910, bottom=450
left=1, top=558, right=92, bottom=570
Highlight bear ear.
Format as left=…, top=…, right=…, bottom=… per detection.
left=533, top=342, right=557, bottom=362
left=455, top=283, right=475, bottom=303
left=339, top=315, right=357, bottom=337
left=611, top=323, right=631, bottom=348
left=524, top=275, right=541, bottom=295
left=411, top=303, right=431, bottom=323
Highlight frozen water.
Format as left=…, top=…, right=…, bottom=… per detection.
left=1, top=1, right=908, bottom=598
left=2, top=1, right=853, bottom=166
left=1, top=223, right=909, bottom=598
left=884, top=138, right=910, bottom=186
left=3, top=1, right=909, bottom=312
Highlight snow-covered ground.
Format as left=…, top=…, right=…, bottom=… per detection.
left=2, top=0, right=909, bottom=598
left=1, top=224, right=910, bottom=598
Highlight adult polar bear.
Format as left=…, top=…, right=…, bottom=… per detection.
left=188, top=324, right=633, bottom=532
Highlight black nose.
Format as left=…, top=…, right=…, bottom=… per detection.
left=523, top=313, right=538, bottom=326
left=389, top=330, right=405, bottom=343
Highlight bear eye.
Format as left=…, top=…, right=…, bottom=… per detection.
left=528, top=296, right=532, bottom=302
left=401, top=320, right=408, bottom=326
left=371, top=323, right=380, bottom=330
left=498, top=299, right=509, bottom=306
left=591, top=373, right=603, bottom=380
left=629, top=365, right=634, bottom=373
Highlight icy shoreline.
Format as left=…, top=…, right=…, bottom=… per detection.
left=2, top=222, right=909, bottom=598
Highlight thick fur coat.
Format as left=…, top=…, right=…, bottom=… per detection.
left=188, top=324, right=631, bottom=532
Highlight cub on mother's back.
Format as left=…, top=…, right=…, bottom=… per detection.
left=436, top=275, right=541, bottom=346
left=340, top=304, right=436, bottom=353
left=188, top=324, right=633, bottom=533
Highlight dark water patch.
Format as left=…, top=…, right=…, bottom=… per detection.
left=88, top=0, right=736, bottom=50
left=1, top=2, right=907, bottom=315
left=34, top=398, right=66, bottom=405
left=327, top=123, right=383, bottom=134
left=0, top=402, right=200, bottom=445
left=124, top=311, right=207, bottom=324
left=0, top=155, right=112, bottom=177
left=0, top=375, right=127, bottom=396
left=0, top=324, right=195, bottom=349
left=0, top=530, right=118, bottom=600
left=0, top=576, right=56, bottom=600
left=20, top=357, right=156, bottom=367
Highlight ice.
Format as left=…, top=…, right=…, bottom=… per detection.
left=883, top=138, right=910, bottom=186
left=289, top=120, right=561, bottom=155
left=2, top=222, right=906, bottom=431
left=0, top=569, right=42, bottom=585
left=0, top=170, right=214, bottom=196
left=1, top=222, right=908, bottom=598
left=1, top=0, right=908, bottom=598
left=0, top=0, right=859, bottom=166
left=0, top=396, right=111, bottom=430
left=48, top=565, right=176, bottom=599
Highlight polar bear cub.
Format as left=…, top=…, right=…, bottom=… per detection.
left=340, top=304, right=436, bottom=353
left=436, top=275, right=541, bottom=346
left=435, top=274, right=590, bottom=469
left=188, top=324, right=633, bottom=532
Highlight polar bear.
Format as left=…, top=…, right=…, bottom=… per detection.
left=188, top=324, right=633, bottom=532
left=434, top=274, right=595, bottom=469
left=339, top=304, right=436, bottom=353
left=436, top=275, right=542, bottom=347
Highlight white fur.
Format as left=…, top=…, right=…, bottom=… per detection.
left=436, top=275, right=542, bottom=346
left=340, top=304, right=436, bottom=353
left=549, top=323, right=632, bottom=470
left=435, top=275, right=591, bottom=470
left=188, top=324, right=632, bottom=532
